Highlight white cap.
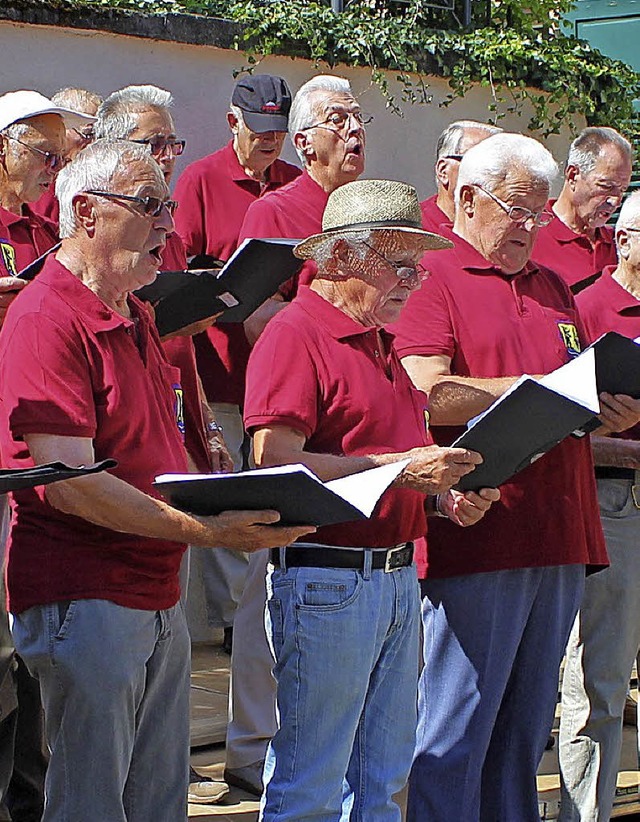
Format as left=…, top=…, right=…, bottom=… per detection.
left=0, top=90, right=96, bottom=133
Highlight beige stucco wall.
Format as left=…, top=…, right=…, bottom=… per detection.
left=0, top=18, right=578, bottom=198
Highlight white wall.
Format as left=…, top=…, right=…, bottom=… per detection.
left=0, top=19, right=578, bottom=198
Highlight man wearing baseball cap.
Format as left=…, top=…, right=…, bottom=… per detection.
left=172, top=75, right=300, bottom=679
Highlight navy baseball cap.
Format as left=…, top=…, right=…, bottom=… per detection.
left=231, top=74, right=292, bottom=133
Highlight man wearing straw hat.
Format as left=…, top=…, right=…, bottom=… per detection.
left=243, top=178, right=500, bottom=820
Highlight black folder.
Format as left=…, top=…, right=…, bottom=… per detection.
left=452, top=378, right=598, bottom=492
left=135, top=238, right=302, bottom=336
left=0, top=459, right=116, bottom=493
left=154, top=461, right=407, bottom=527
left=589, top=331, right=640, bottom=397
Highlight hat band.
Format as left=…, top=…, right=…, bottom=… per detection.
left=324, top=218, right=423, bottom=233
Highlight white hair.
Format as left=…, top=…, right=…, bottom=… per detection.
left=94, top=85, right=173, bottom=140
left=51, top=87, right=102, bottom=116
left=567, top=126, right=633, bottom=176
left=455, top=133, right=558, bottom=205
left=1, top=122, right=29, bottom=141
left=436, top=120, right=502, bottom=161
left=289, top=75, right=352, bottom=164
left=56, top=139, right=160, bottom=238
left=616, top=190, right=640, bottom=232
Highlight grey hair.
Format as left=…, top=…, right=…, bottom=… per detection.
left=51, top=87, right=102, bottom=116
left=567, top=126, right=633, bottom=176
left=94, top=85, right=174, bottom=140
left=229, top=104, right=246, bottom=125
left=289, top=75, right=352, bottom=164
left=455, top=133, right=558, bottom=205
left=1, top=122, right=29, bottom=141
left=616, top=190, right=640, bottom=232
left=56, top=139, right=160, bottom=238
left=436, top=120, right=502, bottom=161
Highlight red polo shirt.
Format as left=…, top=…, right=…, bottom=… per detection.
left=0, top=203, right=58, bottom=272
left=0, top=257, right=189, bottom=614
left=174, top=141, right=300, bottom=406
left=420, top=194, right=452, bottom=234
left=391, top=234, right=607, bottom=577
left=160, top=232, right=210, bottom=473
left=577, top=265, right=640, bottom=442
left=532, top=199, right=616, bottom=292
left=31, top=187, right=59, bottom=226
left=244, top=286, right=430, bottom=548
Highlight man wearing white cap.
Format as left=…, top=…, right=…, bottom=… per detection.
left=0, top=90, right=94, bottom=271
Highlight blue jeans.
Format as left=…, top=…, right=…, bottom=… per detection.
left=408, top=564, right=585, bottom=822
left=260, top=557, right=420, bottom=822
left=12, top=598, right=191, bottom=822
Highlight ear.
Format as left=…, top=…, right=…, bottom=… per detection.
left=0, top=135, right=7, bottom=167
left=617, top=228, right=631, bottom=259
left=458, top=184, right=476, bottom=218
left=293, top=131, right=314, bottom=159
left=435, top=157, right=451, bottom=189
left=227, top=111, right=238, bottom=134
left=323, top=238, right=351, bottom=280
left=73, top=193, right=97, bottom=235
left=565, top=164, right=579, bottom=187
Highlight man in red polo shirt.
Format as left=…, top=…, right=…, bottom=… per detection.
left=532, top=126, right=632, bottom=294
left=244, top=178, right=498, bottom=819
left=0, top=90, right=94, bottom=271
left=558, top=190, right=640, bottom=821
left=173, top=74, right=300, bottom=654
left=391, top=132, right=639, bottom=821
left=420, top=120, right=501, bottom=233
left=226, top=73, right=368, bottom=794
left=0, top=139, right=314, bottom=821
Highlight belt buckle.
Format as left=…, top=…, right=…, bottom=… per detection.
left=384, top=543, right=410, bottom=573
left=632, top=485, right=640, bottom=510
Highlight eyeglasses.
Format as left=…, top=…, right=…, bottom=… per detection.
left=84, top=190, right=178, bottom=218
left=474, top=184, right=554, bottom=228
left=300, top=110, right=373, bottom=133
left=442, top=154, right=464, bottom=161
left=129, top=137, right=186, bottom=158
left=6, top=136, right=65, bottom=172
left=362, top=241, right=428, bottom=282
left=72, top=126, right=95, bottom=143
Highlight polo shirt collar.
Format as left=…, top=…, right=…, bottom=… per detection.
left=546, top=199, right=608, bottom=246
left=0, top=203, right=39, bottom=228
left=222, top=140, right=297, bottom=186
left=447, top=231, right=540, bottom=279
left=296, top=285, right=389, bottom=341
left=39, top=256, right=148, bottom=334
left=294, top=169, right=329, bottom=207
left=597, top=265, right=640, bottom=313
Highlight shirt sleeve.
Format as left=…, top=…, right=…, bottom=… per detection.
left=243, top=318, right=320, bottom=440
left=2, top=312, right=97, bottom=439
left=391, top=272, right=456, bottom=360
left=238, top=197, right=282, bottom=245
left=173, top=166, right=206, bottom=258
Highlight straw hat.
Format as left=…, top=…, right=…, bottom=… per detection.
left=294, top=179, right=453, bottom=259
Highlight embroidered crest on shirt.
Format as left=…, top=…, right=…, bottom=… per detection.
left=557, top=322, right=581, bottom=357
left=0, top=241, right=17, bottom=277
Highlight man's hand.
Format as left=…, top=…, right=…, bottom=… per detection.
left=0, top=277, right=27, bottom=326
left=438, top=487, right=500, bottom=527
left=193, top=509, right=316, bottom=551
left=208, top=432, right=234, bottom=473
left=159, top=313, right=221, bottom=341
left=399, top=445, right=483, bottom=495
left=596, top=392, right=640, bottom=434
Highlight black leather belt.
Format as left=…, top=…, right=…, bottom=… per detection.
left=270, top=542, right=414, bottom=573
left=595, top=467, right=636, bottom=480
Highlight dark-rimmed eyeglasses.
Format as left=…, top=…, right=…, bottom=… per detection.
left=362, top=241, right=428, bottom=282
left=474, top=184, right=554, bottom=228
left=129, top=137, right=186, bottom=158
left=300, top=110, right=373, bottom=133
left=6, top=136, right=65, bottom=172
left=442, top=154, right=464, bottom=161
left=84, top=190, right=178, bottom=218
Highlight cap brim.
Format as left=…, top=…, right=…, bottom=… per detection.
left=241, top=110, right=289, bottom=133
left=294, top=226, right=454, bottom=259
left=0, top=105, right=95, bottom=133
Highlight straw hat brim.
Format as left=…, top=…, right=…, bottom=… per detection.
left=294, top=225, right=453, bottom=259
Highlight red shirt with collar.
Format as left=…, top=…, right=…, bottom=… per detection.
left=532, top=199, right=616, bottom=292
left=0, top=256, right=189, bottom=614
left=159, top=232, right=210, bottom=473
left=0, top=203, right=58, bottom=272
left=577, top=265, right=640, bottom=442
left=391, top=234, right=607, bottom=577
left=244, top=286, right=430, bottom=548
left=174, top=141, right=300, bottom=407
left=420, top=194, right=452, bottom=234
left=31, top=187, right=59, bottom=227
